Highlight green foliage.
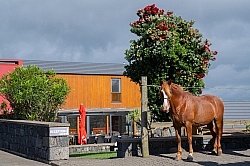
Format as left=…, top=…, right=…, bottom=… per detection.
left=0, top=65, right=70, bottom=121
left=0, top=101, right=8, bottom=114
left=128, top=109, right=141, bottom=126
left=124, top=4, right=218, bottom=121
left=246, top=124, right=250, bottom=131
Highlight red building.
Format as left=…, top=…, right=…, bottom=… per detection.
left=0, top=59, right=23, bottom=113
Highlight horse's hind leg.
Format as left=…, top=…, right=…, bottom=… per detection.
left=215, top=119, right=223, bottom=156
left=207, top=121, right=217, bottom=154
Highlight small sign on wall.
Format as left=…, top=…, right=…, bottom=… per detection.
left=49, top=127, right=69, bottom=136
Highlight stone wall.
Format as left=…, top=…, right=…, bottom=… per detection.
left=0, top=119, right=70, bottom=163
left=203, top=134, right=250, bottom=150
left=117, top=134, right=250, bottom=158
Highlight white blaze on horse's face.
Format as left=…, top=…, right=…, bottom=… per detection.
left=161, top=89, right=170, bottom=112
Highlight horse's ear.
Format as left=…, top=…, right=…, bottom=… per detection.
left=167, top=80, right=172, bottom=85
left=160, top=80, right=164, bottom=85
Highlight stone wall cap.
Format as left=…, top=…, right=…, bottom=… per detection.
left=70, top=143, right=116, bottom=147
left=0, top=119, right=70, bottom=127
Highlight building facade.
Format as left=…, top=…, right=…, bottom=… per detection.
left=23, top=60, right=141, bottom=138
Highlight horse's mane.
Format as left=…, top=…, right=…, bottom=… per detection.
left=172, top=83, right=192, bottom=95
left=172, top=83, right=184, bottom=91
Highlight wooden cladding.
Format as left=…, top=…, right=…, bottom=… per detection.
left=56, top=74, right=141, bottom=109
left=111, top=93, right=121, bottom=103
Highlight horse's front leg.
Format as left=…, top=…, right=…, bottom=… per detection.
left=174, top=125, right=182, bottom=160
left=186, top=122, right=194, bottom=161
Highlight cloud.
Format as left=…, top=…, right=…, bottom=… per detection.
left=203, top=64, right=250, bottom=100
left=0, top=1, right=250, bottom=100
left=205, top=64, right=250, bottom=86
left=0, top=0, right=138, bottom=62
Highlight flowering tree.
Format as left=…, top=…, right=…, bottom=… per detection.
left=124, top=4, right=218, bottom=121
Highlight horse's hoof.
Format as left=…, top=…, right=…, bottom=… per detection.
left=187, top=154, right=193, bottom=161
left=210, top=151, right=217, bottom=155
left=175, top=156, right=181, bottom=161
left=217, top=150, right=222, bottom=156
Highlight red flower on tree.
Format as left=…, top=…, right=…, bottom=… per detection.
left=170, top=23, right=175, bottom=28
left=144, top=4, right=159, bottom=16
left=202, top=58, right=209, bottom=64
left=159, top=9, right=164, bottom=15
left=203, top=44, right=210, bottom=52
left=158, top=21, right=168, bottom=31
left=167, top=11, right=173, bottom=16
left=152, top=7, right=159, bottom=15
left=211, top=57, right=216, bottom=61
left=197, top=73, right=205, bottom=79
left=160, top=36, right=166, bottom=40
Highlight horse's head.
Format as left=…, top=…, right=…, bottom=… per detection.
left=160, top=80, right=172, bottom=112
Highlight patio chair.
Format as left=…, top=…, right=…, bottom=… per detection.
left=110, top=135, right=118, bottom=143
left=88, top=135, right=96, bottom=144
left=96, top=135, right=105, bottom=144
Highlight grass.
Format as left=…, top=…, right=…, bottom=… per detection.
left=246, top=124, right=250, bottom=131
left=70, top=151, right=117, bottom=159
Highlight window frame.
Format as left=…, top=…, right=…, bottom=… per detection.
left=111, top=78, right=122, bottom=103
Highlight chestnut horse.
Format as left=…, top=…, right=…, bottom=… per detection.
left=160, top=80, right=224, bottom=161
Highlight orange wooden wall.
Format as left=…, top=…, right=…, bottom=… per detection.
left=57, top=74, right=141, bottom=109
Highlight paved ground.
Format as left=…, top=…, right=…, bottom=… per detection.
left=0, top=150, right=49, bottom=166
left=52, top=149, right=250, bottom=166
left=1, top=149, right=250, bottom=166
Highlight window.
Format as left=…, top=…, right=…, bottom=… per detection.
left=68, top=116, right=77, bottom=134
left=89, top=115, right=106, bottom=135
left=111, top=78, right=121, bottom=103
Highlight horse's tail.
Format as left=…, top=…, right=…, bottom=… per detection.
left=214, top=97, right=224, bottom=136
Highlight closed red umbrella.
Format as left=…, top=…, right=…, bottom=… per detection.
left=78, top=104, right=87, bottom=144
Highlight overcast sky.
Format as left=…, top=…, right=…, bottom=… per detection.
left=0, top=0, right=250, bottom=100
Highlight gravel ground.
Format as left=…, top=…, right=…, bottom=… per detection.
left=52, top=148, right=250, bottom=166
